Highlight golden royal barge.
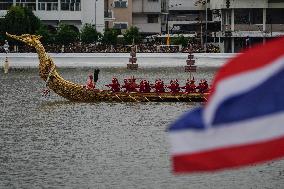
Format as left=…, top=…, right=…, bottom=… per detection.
left=7, top=33, right=208, bottom=103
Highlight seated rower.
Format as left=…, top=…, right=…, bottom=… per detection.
left=139, top=80, right=151, bottom=93
left=86, top=74, right=95, bottom=89
left=196, top=79, right=209, bottom=93
left=122, top=77, right=138, bottom=92
left=182, top=78, right=196, bottom=93
left=128, top=77, right=138, bottom=92
left=106, top=77, right=120, bottom=92
left=122, top=78, right=129, bottom=92
left=203, top=79, right=209, bottom=93
left=153, top=79, right=165, bottom=93
left=167, top=79, right=180, bottom=93
left=139, top=80, right=146, bottom=93
left=144, top=80, right=151, bottom=93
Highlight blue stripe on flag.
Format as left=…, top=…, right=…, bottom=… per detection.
left=213, top=68, right=284, bottom=125
left=168, top=108, right=205, bottom=131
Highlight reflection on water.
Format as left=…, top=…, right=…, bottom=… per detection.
left=1, top=67, right=284, bottom=189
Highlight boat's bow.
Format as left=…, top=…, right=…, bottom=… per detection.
left=6, top=33, right=115, bottom=102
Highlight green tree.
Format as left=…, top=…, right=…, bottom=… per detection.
left=123, top=26, right=141, bottom=44
left=36, top=25, right=54, bottom=44
left=23, top=7, right=41, bottom=33
left=172, top=35, right=189, bottom=47
left=3, top=6, right=41, bottom=35
left=0, top=18, right=5, bottom=41
left=55, top=24, right=79, bottom=45
left=80, top=24, right=101, bottom=44
left=101, top=28, right=119, bottom=45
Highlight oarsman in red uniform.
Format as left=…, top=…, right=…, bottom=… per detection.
left=196, top=79, right=209, bottom=93
left=189, top=79, right=197, bottom=93
left=196, top=79, right=204, bottom=93
left=128, top=77, right=138, bottom=92
left=144, top=80, right=151, bottom=93
left=86, top=74, right=95, bottom=89
left=182, top=78, right=196, bottom=93
left=203, top=80, right=209, bottom=93
left=122, top=78, right=130, bottom=92
left=106, top=77, right=120, bottom=92
left=153, top=79, right=165, bottom=93
left=139, top=80, right=146, bottom=92
left=167, top=79, right=180, bottom=93
left=139, top=80, right=151, bottom=93
left=174, top=79, right=180, bottom=92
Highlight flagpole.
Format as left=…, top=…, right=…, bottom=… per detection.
left=166, top=12, right=170, bottom=47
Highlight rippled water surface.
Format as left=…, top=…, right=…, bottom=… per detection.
left=1, top=66, right=284, bottom=189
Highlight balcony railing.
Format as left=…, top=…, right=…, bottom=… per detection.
left=234, top=24, right=263, bottom=31
left=168, top=15, right=202, bottom=22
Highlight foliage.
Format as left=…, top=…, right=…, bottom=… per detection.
left=80, top=24, right=101, bottom=44
left=35, top=25, right=54, bottom=44
left=55, top=24, right=79, bottom=45
left=23, top=7, right=41, bottom=33
left=171, top=35, right=189, bottom=47
left=3, top=6, right=41, bottom=35
left=0, top=18, right=5, bottom=42
left=101, top=28, right=119, bottom=45
left=123, top=26, right=141, bottom=44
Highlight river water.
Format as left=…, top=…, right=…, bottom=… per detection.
left=1, top=64, right=284, bottom=188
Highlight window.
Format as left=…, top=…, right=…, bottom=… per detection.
left=235, top=9, right=262, bottom=24
left=16, top=0, right=36, bottom=10
left=61, top=0, right=81, bottom=11
left=104, top=10, right=113, bottom=18
left=147, top=15, right=159, bottom=23
left=113, top=22, right=128, bottom=29
left=38, top=0, right=58, bottom=11
left=113, top=0, right=127, bottom=8
left=0, top=0, right=13, bottom=10
left=267, top=8, right=284, bottom=24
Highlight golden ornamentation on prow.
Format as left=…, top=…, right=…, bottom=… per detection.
left=6, top=33, right=208, bottom=102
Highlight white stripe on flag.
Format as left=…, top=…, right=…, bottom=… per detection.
left=169, top=111, right=284, bottom=155
left=204, top=55, right=284, bottom=126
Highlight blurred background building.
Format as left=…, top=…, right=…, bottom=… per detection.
left=0, top=0, right=283, bottom=52
left=212, top=0, right=284, bottom=53
left=104, top=0, right=168, bottom=34
left=169, top=0, right=284, bottom=53
left=0, top=0, right=105, bottom=33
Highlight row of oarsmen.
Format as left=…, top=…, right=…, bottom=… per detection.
left=103, top=77, right=210, bottom=93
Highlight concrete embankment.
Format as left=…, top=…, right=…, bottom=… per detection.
left=0, top=53, right=238, bottom=68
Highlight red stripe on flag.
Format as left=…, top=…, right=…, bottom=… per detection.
left=209, top=37, right=284, bottom=101
left=172, top=135, right=284, bottom=173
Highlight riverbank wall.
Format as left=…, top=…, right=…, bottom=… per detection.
left=0, top=53, right=238, bottom=68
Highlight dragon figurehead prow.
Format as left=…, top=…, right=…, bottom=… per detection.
left=6, top=32, right=42, bottom=47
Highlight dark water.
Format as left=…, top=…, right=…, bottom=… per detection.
left=1, top=67, right=284, bottom=189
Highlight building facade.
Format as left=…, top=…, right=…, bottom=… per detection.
left=104, top=0, right=168, bottom=34
left=132, top=0, right=164, bottom=34
left=211, top=0, right=284, bottom=52
left=169, top=0, right=284, bottom=52
left=0, top=0, right=167, bottom=35
left=104, top=0, right=133, bottom=31
left=0, top=0, right=105, bottom=33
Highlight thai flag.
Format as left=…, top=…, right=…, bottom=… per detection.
left=168, top=37, right=284, bottom=173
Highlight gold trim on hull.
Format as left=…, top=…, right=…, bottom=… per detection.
left=6, top=33, right=208, bottom=102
